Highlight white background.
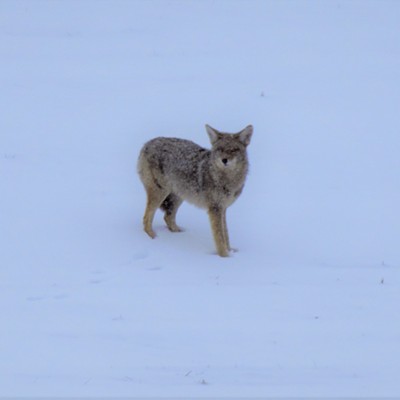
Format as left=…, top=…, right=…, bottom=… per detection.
left=1, top=0, right=399, bottom=396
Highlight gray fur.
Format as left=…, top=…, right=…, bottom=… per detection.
left=137, top=124, right=253, bottom=257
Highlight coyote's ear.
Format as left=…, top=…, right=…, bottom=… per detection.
left=205, top=124, right=220, bottom=145
left=238, top=125, right=253, bottom=146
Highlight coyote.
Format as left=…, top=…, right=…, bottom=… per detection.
left=137, top=124, right=253, bottom=257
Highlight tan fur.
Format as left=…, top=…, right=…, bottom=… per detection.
left=137, top=124, right=253, bottom=257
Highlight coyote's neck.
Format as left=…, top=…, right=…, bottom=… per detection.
left=209, top=159, right=248, bottom=192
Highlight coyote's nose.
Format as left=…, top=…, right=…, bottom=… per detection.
left=222, top=158, right=228, bottom=165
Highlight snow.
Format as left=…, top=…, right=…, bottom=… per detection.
left=1, top=0, right=400, bottom=396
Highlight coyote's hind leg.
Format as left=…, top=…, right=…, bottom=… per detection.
left=143, top=186, right=169, bottom=239
left=161, top=193, right=184, bottom=232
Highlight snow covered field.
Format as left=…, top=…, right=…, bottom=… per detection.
left=1, top=0, right=400, bottom=397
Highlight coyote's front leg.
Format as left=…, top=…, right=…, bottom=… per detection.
left=221, top=208, right=237, bottom=252
left=208, top=206, right=230, bottom=257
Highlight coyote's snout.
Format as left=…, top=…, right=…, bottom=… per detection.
left=137, top=124, right=253, bottom=257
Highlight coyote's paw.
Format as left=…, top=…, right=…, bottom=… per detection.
left=144, top=228, right=157, bottom=239
left=167, top=225, right=184, bottom=233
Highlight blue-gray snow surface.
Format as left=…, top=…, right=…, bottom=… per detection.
left=1, top=0, right=400, bottom=397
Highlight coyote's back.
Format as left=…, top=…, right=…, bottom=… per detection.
left=138, top=124, right=253, bottom=257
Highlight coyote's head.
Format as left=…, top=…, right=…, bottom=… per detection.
left=206, top=124, right=253, bottom=172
